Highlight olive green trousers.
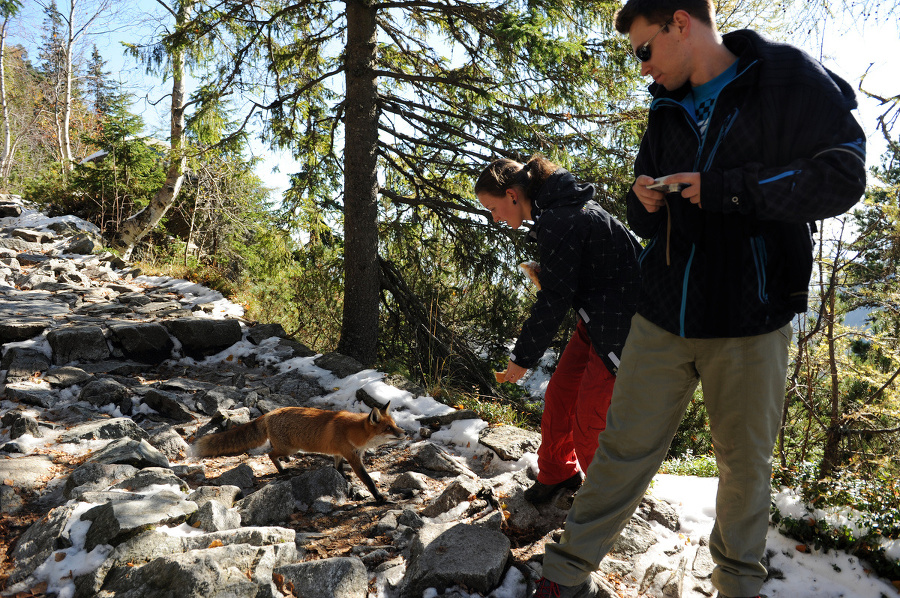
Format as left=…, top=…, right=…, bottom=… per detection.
left=542, top=313, right=792, bottom=598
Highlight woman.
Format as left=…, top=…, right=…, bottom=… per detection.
left=475, top=156, right=641, bottom=503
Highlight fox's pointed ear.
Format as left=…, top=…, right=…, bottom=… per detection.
left=369, top=406, right=382, bottom=424
left=382, top=401, right=391, bottom=413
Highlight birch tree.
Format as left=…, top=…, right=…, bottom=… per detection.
left=35, top=0, right=121, bottom=169
left=0, top=0, right=23, bottom=184
left=109, top=0, right=187, bottom=258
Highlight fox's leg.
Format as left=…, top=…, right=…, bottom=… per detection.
left=268, top=452, right=286, bottom=473
left=346, top=452, right=384, bottom=503
left=333, top=455, right=347, bottom=472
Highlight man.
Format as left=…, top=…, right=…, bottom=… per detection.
left=532, top=1, right=866, bottom=598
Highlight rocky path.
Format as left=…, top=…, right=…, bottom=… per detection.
left=0, top=195, right=717, bottom=598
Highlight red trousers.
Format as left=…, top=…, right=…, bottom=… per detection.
left=537, top=319, right=616, bottom=485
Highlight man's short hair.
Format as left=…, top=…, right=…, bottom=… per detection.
left=614, top=0, right=714, bottom=34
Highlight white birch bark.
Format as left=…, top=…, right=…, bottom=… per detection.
left=0, top=16, right=11, bottom=181
left=110, top=0, right=187, bottom=258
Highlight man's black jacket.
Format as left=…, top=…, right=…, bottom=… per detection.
left=627, top=29, right=867, bottom=338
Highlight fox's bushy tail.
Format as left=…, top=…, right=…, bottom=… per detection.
left=192, top=416, right=269, bottom=457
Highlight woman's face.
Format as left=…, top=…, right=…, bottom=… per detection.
left=477, top=188, right=528, bottom=230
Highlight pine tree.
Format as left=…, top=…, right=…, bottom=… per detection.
left=117, top=0, right=789, bottom=377
left=85, top=44, right=113, bottom=116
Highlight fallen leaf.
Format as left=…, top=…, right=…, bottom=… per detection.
left=796, top=544, right=808, bottom=553
left=54, top=551, right=66, bottom=561
left=208, top=539, right=224, bottom=548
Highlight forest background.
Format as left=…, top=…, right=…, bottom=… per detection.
left=1, top=0, right=899, bottom=582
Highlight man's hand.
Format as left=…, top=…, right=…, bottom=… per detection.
left=634, top=173, right=702, bottom=210
left=634, top=175, right=666, bottom=213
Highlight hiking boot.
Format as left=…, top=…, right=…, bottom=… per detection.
left=532, top=576, right=602, bottom=598
left=524, top=473, right=583, bottom=503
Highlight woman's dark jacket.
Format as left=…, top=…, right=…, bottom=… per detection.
left=627, top=29, right=867, bottom=338
left=511, top=169, right=642, bottom=375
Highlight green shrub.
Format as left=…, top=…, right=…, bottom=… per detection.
left=659, top=450, right=719, bottom=477
left=772, top=462, right=900, bottom=582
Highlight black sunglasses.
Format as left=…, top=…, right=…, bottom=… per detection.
left=634, top=19, right=673, bottom=62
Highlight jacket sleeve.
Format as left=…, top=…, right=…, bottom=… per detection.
left=626, top=132, right=668, bottom=239
left=510, top=213, right=584, bottom=368
left=701, top=88, right=866, bottom=222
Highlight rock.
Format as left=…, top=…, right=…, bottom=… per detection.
left=47, top=325, right=111, bottom=364
left=162, top=317, right=243, bottom=358
left=237, top=480, right=295, bottom=526
left=110, top=467, right=190, bottom=494
left=186, top=485, right=242, bottom=509
left=263, top=370, right=325, bottom=400
left=195, top=385, right=242, bottom=415
left=79, top=377, right=133, bottom=414
left=0, top=484, right=24, bottom=514
left=64, top=463, right=141, bottom=499
left=8, top=413, right=42, bottom=439
left=418, top=409, right=479, bottom=427
left=0, top=318, right=44, bottom=352
left=62, top=232, right=99, bottom=254
left=97, top=543, right=292, bottom=598
left=275, top=556, right=369, bottom=598
left=390, top=471, right=429, bottom=492
left=139, top=388, right=196, bottom=423
left=108, top=322, right=175, bottom=363
left=43, top=365, right=93, bottom=387
left=478, top=424, right=541, bottom=461
left=187, top=499, right=241, bottom=532
left=3, top=383, right=57, bottom=408
left=86, top=437, right=170, bottom=469
left=8, top=505, right=77, bottom=585
left=0, top=454, right=54, bottom=491
left=400, top=523, right=510, bottom=598
left=639, top=494, right=681, bottom=532
left=247, top=322, right=287, bottom=344
left=58, top=418, right=149, bottom=444
left=290, top=466, right=349, bottom=507
left=208, top=463, right=255, bottom=493
left=421, top=479, right=481, bottom=518
left=410, top=441, right=476, bottom=477
left=194, top=406, right=250, bottom=437
left=609, top=515, right=658, bottom=559
left=81, top=491, right=198, bottom=551
left=147, top=426, right=190, bottom=460
left=1, top=346, right=51, bottom=379
left=692, top=544, right=715, bottom=579
left=314, top=352, right=365, bottom=378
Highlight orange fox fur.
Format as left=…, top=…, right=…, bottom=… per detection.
left=192, top=402, right=405, bottom=502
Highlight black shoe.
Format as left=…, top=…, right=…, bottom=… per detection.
left=524, top=472, right=583, bottom=503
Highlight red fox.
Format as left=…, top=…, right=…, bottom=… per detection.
left=192, top=402, right=405, bottom=502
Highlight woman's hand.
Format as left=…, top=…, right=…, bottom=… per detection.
left=503, top=360, right=528, bottom=383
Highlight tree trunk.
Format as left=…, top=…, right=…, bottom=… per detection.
left=820, top=285, right=842, bottom=477
left=0, top=16, right=11, bottom=182
left=61, top=0, right=75, bottom=168
left=336, top=0, right=379, bottom=366
left=110, top=2, right=188, bottom=258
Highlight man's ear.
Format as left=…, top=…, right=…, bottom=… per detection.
left=671, top=9, right=691, bottom=35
